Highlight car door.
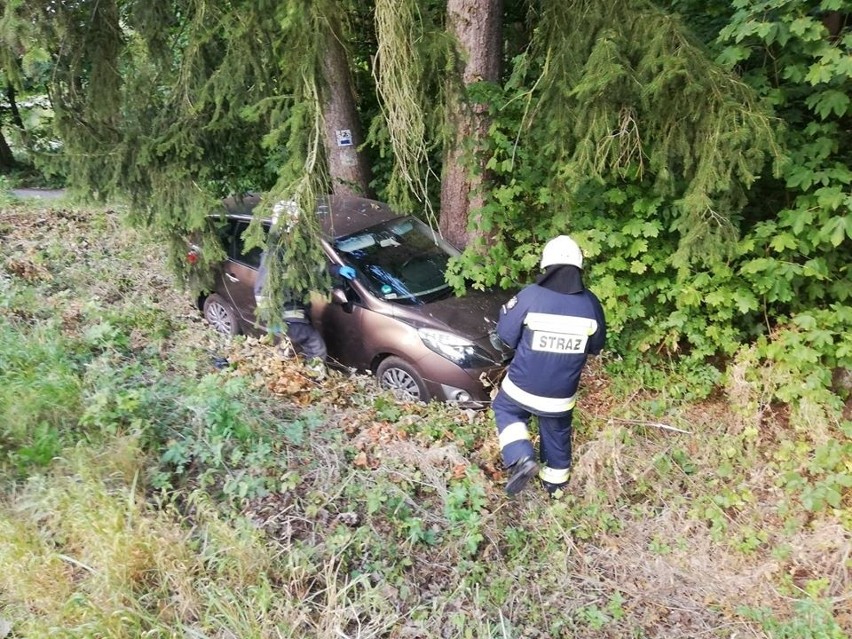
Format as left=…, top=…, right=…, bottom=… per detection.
left=222, top=219, right=263, bottom=330
left=312, top=273, right=371, bottom=370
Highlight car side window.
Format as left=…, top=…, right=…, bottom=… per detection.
left=231, top=221, right=264, bottom=269
left=211, top=218, right=234, bottom=254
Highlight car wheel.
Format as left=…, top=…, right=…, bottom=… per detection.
left=203, top=293, right=240, bottom=336
left=376, top=356, right=430, bottom=402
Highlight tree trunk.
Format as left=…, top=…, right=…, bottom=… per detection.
left=6, top=85, right=25, bottom=130
left=320, top=18, right=374, bottom=199
left=822, top=11, right=843, bottom=39
left=440, top=0, right=503, bottom=249
left=0, top=127, right=17, bottom=172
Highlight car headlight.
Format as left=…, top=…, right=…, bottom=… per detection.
left=418, top=328, right=496, bottom=368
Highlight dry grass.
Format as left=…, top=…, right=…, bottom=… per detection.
left=555, top=393, right=852, bottom=638
left=0, top=437, right=402, bottom=638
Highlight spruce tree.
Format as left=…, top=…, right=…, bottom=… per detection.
left=13, top=0, right=783, bottom=308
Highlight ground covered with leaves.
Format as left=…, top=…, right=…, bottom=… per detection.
left=1, top=199, right=849, bottom=638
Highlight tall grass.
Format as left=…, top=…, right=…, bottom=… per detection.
left=0, top=439, right=400, bottom=638
left=0, top=319, right=83, bottom=471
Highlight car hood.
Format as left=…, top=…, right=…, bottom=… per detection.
left=393, top=288, right=510, bottom=344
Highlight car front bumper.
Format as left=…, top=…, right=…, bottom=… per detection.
left=420, top=358, right=506, bottom=409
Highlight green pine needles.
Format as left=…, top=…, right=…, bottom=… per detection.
left=370, top=0, right=455, bottom=224
left=7, top=0, right=849, bottom=412
left=534, top=0, right=782, bottom=262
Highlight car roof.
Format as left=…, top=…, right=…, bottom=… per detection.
left=219, top=193, right=402, bottom=240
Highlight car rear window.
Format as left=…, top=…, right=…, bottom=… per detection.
left=222, top=220, right=264, bottom=268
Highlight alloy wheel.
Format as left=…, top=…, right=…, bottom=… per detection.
left=380, top=367, right=423, bottom=401
left=205, top=300, right=234, bottom=335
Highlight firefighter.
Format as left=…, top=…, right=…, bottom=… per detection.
left=254, top=254, right=355, bottom=378
left=254, top=201, right=356, bottom=379
left=493, top=235, right=606, bottom=496
left=253, top=200, right=356, bottom=379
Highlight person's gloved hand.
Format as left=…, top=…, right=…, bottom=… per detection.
left=338, top=265, right=356, bottom=280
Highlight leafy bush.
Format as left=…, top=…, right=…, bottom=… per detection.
left=154, top=374, right=321, bottom=502
left=448, top=2, right=850, bottom=416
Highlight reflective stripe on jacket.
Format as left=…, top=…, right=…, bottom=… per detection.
left=497, top=284, right=606, bottom=416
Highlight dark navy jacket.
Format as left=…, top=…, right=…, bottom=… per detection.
left=497, top=284, right=606, bottom=416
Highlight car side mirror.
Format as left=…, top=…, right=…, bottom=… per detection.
left=331, top=287, right=354, bottom=313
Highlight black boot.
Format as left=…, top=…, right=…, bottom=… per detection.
left=505, top=456, right=539, bottom=496
left=542, top=481, right=569, bottom=498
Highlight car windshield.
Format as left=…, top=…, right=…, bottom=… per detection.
left=333, top=216, right=458, bottom=304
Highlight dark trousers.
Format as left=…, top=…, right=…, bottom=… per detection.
left=493, top=390, right=574, bottom=490
left=285, top=321, right=327, bottom=361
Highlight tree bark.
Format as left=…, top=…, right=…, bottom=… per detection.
left=6, top=85, right=25, bottom=130
left=440, top=0, right=503, bottom=249
left=822, top=11, right=843, bottom=39
left=320, top=17, right=374, bottom=199
left=0, top=127, right=17, bottom=172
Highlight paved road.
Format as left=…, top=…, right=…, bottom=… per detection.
left=10, top=188, right=68, bottom=200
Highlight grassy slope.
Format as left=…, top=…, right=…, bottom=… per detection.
left=0, top=199, right=849, bottom=638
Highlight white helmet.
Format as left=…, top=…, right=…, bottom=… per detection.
left=540, top=235, right=583, bottom=269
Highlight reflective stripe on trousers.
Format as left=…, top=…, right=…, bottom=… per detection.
left=492, top=391, right=535, bottom=468
left=501, top=375, right=576, bottom=415
left=498, top=421, right=530, bottom=450
left=539, top=465, right=570, bottom=485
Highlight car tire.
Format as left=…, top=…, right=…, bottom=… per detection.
left=376, top=356, right=430, bottom=402
left=203, top=293, right=240, bottom=336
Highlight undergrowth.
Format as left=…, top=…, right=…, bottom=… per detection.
left=1, top=201, right=848, bottom=638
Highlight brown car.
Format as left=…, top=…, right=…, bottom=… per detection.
left=194, top=194, right=513, bottom=406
